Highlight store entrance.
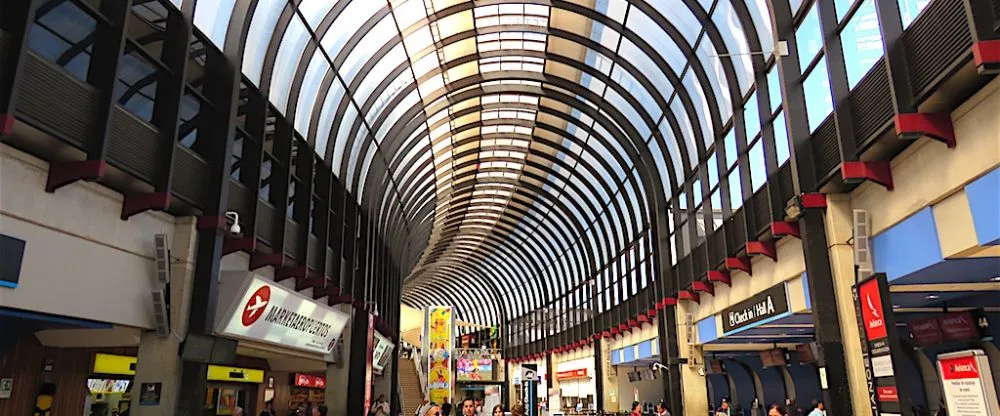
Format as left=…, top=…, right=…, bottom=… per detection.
left=204, top=383, right=257, bottom=416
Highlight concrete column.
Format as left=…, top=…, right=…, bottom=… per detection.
left=132, top=217, right=198, bottom=416
left=675, top=302, right=708, bottom=416
left=598, top=338, right=618, bottom=412
left=328, top=310, right=353, bottom=416
left=823, top=194, right=873, bottom=415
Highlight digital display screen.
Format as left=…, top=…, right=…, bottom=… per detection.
left=87, top=379, right=131, bottom=394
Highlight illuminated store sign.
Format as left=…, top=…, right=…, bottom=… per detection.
left=207, top=365, right=264, bottom=383
left=217, top=275, right=349, bottom=354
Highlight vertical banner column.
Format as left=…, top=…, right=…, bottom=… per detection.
left=426, top=306, right=454, bottom=405
left=853, top=273, right=914, bottom=416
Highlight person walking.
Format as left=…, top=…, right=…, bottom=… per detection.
left=655, top=401, right=671, bottom=416
left=806, top=401, right=825, bottom=416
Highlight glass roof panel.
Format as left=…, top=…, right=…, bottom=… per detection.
left=269, top=15, right=311, bottom=113
left=242, top=0, right=285, bottom=86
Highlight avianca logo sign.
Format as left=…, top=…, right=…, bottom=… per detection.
left=242, top=286, right=271, bottom=327
left=942, top=357, right=980, bottom=380
left=859, top=280, right=888, bottom=340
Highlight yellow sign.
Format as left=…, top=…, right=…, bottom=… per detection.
left=206, top=365, right=264, bottom=383
left=93, top=354, right=137, bottom=375
left=427, top=306, right=453, bottom=404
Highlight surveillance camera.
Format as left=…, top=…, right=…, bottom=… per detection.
left=224, top=211, right=241, bottom=235
left=650, top=362, right=668, bottom=372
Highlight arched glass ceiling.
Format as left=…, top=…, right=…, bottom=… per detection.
left=197, top=0, right=777, bottom=326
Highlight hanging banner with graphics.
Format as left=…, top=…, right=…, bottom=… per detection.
left=854, top=273, right=914, bottom=416
left=937, top=350, right=1000, bottom=416
left=217, top=274, right=350, bottom=355
left=426, top=306, right=454, bottom=404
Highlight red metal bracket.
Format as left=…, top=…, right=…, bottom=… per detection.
left=249, top=252, right=284, bottom=271
left=677, top=290, right=700, bottom=303
left=800, top=193, right=827, bottom=209
left=973, top=40, right=1000, bottom=74
left=610, top=327, right=620, bottom=336
left=708, top=270, right=731, bottom=286
left=638, top=313, right=650, bottom=324
left=222, top=236, right=255, bottom=256
left=771, top=221, right=801, bottom=239
left=618, top=323, right=630, bottom=332
left=628, top=319, right=640, bottom=328
left=197, top=216, right=225, bottom=230
left=746, top=240, right=777, bottom=261
left=842, top=161, right=893, bottom=190
left=725, top=256, right=752, bottom=275
left=45, top=160, right=105, bottom=193
left=602, top=330, right=613, bottom=338
left=646, top=308, right=657, bottom=319
left=276, top=265, right=309, bottom=283
left=592, top=333, right=602, bottom=340
left=328, top=295, right=352, bottom=306
left=692, top=281, right=715, bottom=296
left=0, top=113, right=14, bottom=136
left=895, top=113, right=956, bottom=148
left=662, top=297, right=678, bottom=307
left=296, top=275, right=323, bottom=292
left=121, top=192, right=170, bottom=220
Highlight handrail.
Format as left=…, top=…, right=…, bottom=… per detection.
left=412, top=349, right=427, bottom=397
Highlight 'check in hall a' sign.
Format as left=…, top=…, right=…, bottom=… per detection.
left=721, top=283, right=790, bottom=333
left=216, top=275, right=350, bottom=355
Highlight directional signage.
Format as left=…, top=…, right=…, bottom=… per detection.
left=721, top=283, right=789, bottom=333
left=217, top=275, right=350, bottom=355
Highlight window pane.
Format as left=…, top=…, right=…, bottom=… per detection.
left=712, top=0, right=755, bottom=93
left=773, top=111, right=791, bottom=165
left=841, top=0, right=884, bottom=88
left=707, top=152, right=719, bottom=188
left=243, top=0, right=285, bottom=86
left=796, top=5, right=823, bottom=69
left=803, top=57, right=834, bottom=132
left=768, top=66, right=782, bottom=112
left=724, top=129, right=738, bottom=168
left=748, top=140, right=766, bottom=190
left=193, top=0, right=236, bottom=49
left=728, top=170, right=743, bottom=210
left=899, top=0, right=933, bottom=29
left=835, top=0, right=854, bottom=21
left=744, top=91, right=761, bottom=140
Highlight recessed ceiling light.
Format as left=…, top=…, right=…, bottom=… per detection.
left=925, top=294, right=940, bottom=300
left=892, top=305, right=901, bottom=309
left=990, top=276, right=1000, bottom=282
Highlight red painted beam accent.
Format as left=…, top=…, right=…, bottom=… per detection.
left=328, top=295, right=352, bottom=306
left=708, top=270, right=731, bottom=286
left=646, top=308, right=657, bottom=319
left=771, top=221, right=801, bottom=239
left=628, top=319, right=640, bottom=328
left=295, top=275, right=322, bottom=292
left=610, top=328, right=620, bottom=336
left=746, top=240, right=777, bottom=261
left=618, top=323, right=629, bottom=332
left=249, top=252, right=284, bottom=271
left=725, top=256, right=752, bottom=275
left=223, top=236, right=256, bottom=256
left=895, top=113, right=956, bottom=148
left=602, top=330, right=613, bottom=338
left=691, top=281, right=714, bottom=296
left=0, top=113, right=14, bottom=135
left=841, top=161, right=893, bottom=190
left=662, top=297, right=678, bottom=307
left=973, top=40, right=1000, bottom=73
left=276, top=266, right=309, bottom=283
left=800, top=193, right=827, bottom=209
left=45, top=160, right=106, bottom=193
left=637, top=314, right=650, bottom=324
left=197, top=216, right=226, bottom=230
left=121, top=192, right=170, bottom=220
left=592, top=333, right=602, bottom=340
left=677, top=290, right=700, bottom=303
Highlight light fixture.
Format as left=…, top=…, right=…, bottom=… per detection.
left=925, top=294, right=940, bottom=300
left=990, top=276, right=1000, bottom=282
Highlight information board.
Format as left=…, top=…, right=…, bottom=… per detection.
left=937, top=350, right=999, bottom=416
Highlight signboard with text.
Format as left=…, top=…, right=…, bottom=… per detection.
left=292, top=373, right=326, bottom=389
left=555, top=369, right=588, bottom=380
left=854, top=274, right=913, bottom=416
left=721, top=283, right=789, bottom=333
left=937, top=350, right=1000, bottom=416
left=217, top=275, right=350, bottom=355
left=426, top=306, right=454, bottom=404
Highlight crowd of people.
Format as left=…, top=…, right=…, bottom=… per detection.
left=255, top=399, right=329, bottom=416
left=416, top=398, right=499, bottom=416
left=710, top=398, right=826, bottom=416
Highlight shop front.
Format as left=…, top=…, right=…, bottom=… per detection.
left=85, top=353, right=138, bottom=416
left=288, top=373, right=326, bottom=410
left=456, top=349, right=504, bottom=410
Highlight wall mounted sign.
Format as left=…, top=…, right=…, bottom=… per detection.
left=138, top=382, right=162, bottom=406
left=93, top=353, right=137, bottom=376
left=909, top=311, right=988, bottom=346
left=206, top=365, right=264, bottom=383
left=854, top=274, right=914, bottom=416
left=937, top=350, right=1000, bottom=416
left=0, top=234, right=26, bottom=289
left=939, top=311, right=982, bottom=341
left=216, top=275, right=350, bottom=355
left=555, top=369, right=588, bottom=380
left=292, top=373, right=326, bottom=389
left=0, top=378, right=12, bottom=399
left=907, top=317, right=944, bottom=345
left=721, top=283, right=789, bottom=333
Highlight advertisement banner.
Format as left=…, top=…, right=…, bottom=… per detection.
left=457, top=356, right=494, bottom=381
left=364, top=314, right=375, bottom=416
left=426, top=306, right=454, bottom=404
left=937, top=350, right=1000, bottom=416
left=217, top=275, right=350, bottom=355
left=854, top=274, right=914, bottom=416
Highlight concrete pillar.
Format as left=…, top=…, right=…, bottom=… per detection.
left=328, top=311, right=353, bottom=416
left=598, top=338, right=618, bottom=412
left=675, top=302, right=708, bottom=416
left=132, top=217, right=198, bottom=416
left=823, top=194, right=874, bottom=415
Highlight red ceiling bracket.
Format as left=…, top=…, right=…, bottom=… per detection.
left=771, top=221, right=801, bottom=239
left=328, top=295, right=352, bottom=306
left=746, top=240, right=777, bottom=261
left=197, top=216, right=226, bottom=230
left=223, top=236, right=256, bottom=256
left=121, top=192, right=170, bottom=220
left=677, top=290, right=700, bottom=303
left=662, top=297, right=678, bottom=307
left=708, top=270, right=731, bottom=286
left=0, top=113, right=14, bottom=136
left=296, top=275, right=323, bottom=292
left=842, top=161, right=893, bottom=190
left=637, top=313, right=650, bottom=324
left=972, top=40, right=1000, bottom=74
left=276, top=265, right=309, bottom=283
left=618, top=323, right=630, bottom=332
left=895, top=113, right=955, bottom=148
left=628, top=319, right=640, bottom=328
left=646, top=308, right=657, bottom=319
left=45, top=160, right=106, bottom=193
left=725, top=256, right=752, bottom=275
left=800, top=193, right=827, bottom=209
left=250, top=252, right=284, bottom=271
left=592, top=333, right=602, bottom=341
left=691, top=281, right=714, bottom=296
left=602, top=330, right=613, bottom=338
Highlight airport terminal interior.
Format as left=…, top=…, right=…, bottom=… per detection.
left=1, top=0, right=999, bottom=415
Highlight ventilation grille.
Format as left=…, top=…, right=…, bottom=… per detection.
left=812, top=117, right=840, bottom=179
left=692, top=241, right=706, bottom=274
left=256, top=203, right=276, bottom=246
left=154, top=233, right=170, bottom=285
left=18, top=54, right=96, bottom=147
left=151, top=288, right=170, bottom=337
left=777, top=163, right=794, bottom=205
left=906, top=0, right=972, bottom=97
left=850, top=60, right=894, bottom=151
left=853, top=209, right=873, bottom=278
left=172, top=147, right=210, bottom=208
left=750, top=187, right=771, bottom=235
left=993, top=0, right=1000, bottom=29
left=709, top=229, right=726, bottom=266
left=307, top=235, right=321, bottom=270
left=228, top=180, right=253, bottom=221
left=107, top=107, right=158, bottom=181
left=726, top=209, right=747, bottom=255
left=284, top=220, right=301, bottom=260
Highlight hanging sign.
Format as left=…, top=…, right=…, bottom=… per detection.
left=292, top=373, right=326, bottom=389
left=721, top=283, right=789, bottom=333
left=937, top=350, right=1000, bottom=416
left=216, top=275, right=350, bottom=355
